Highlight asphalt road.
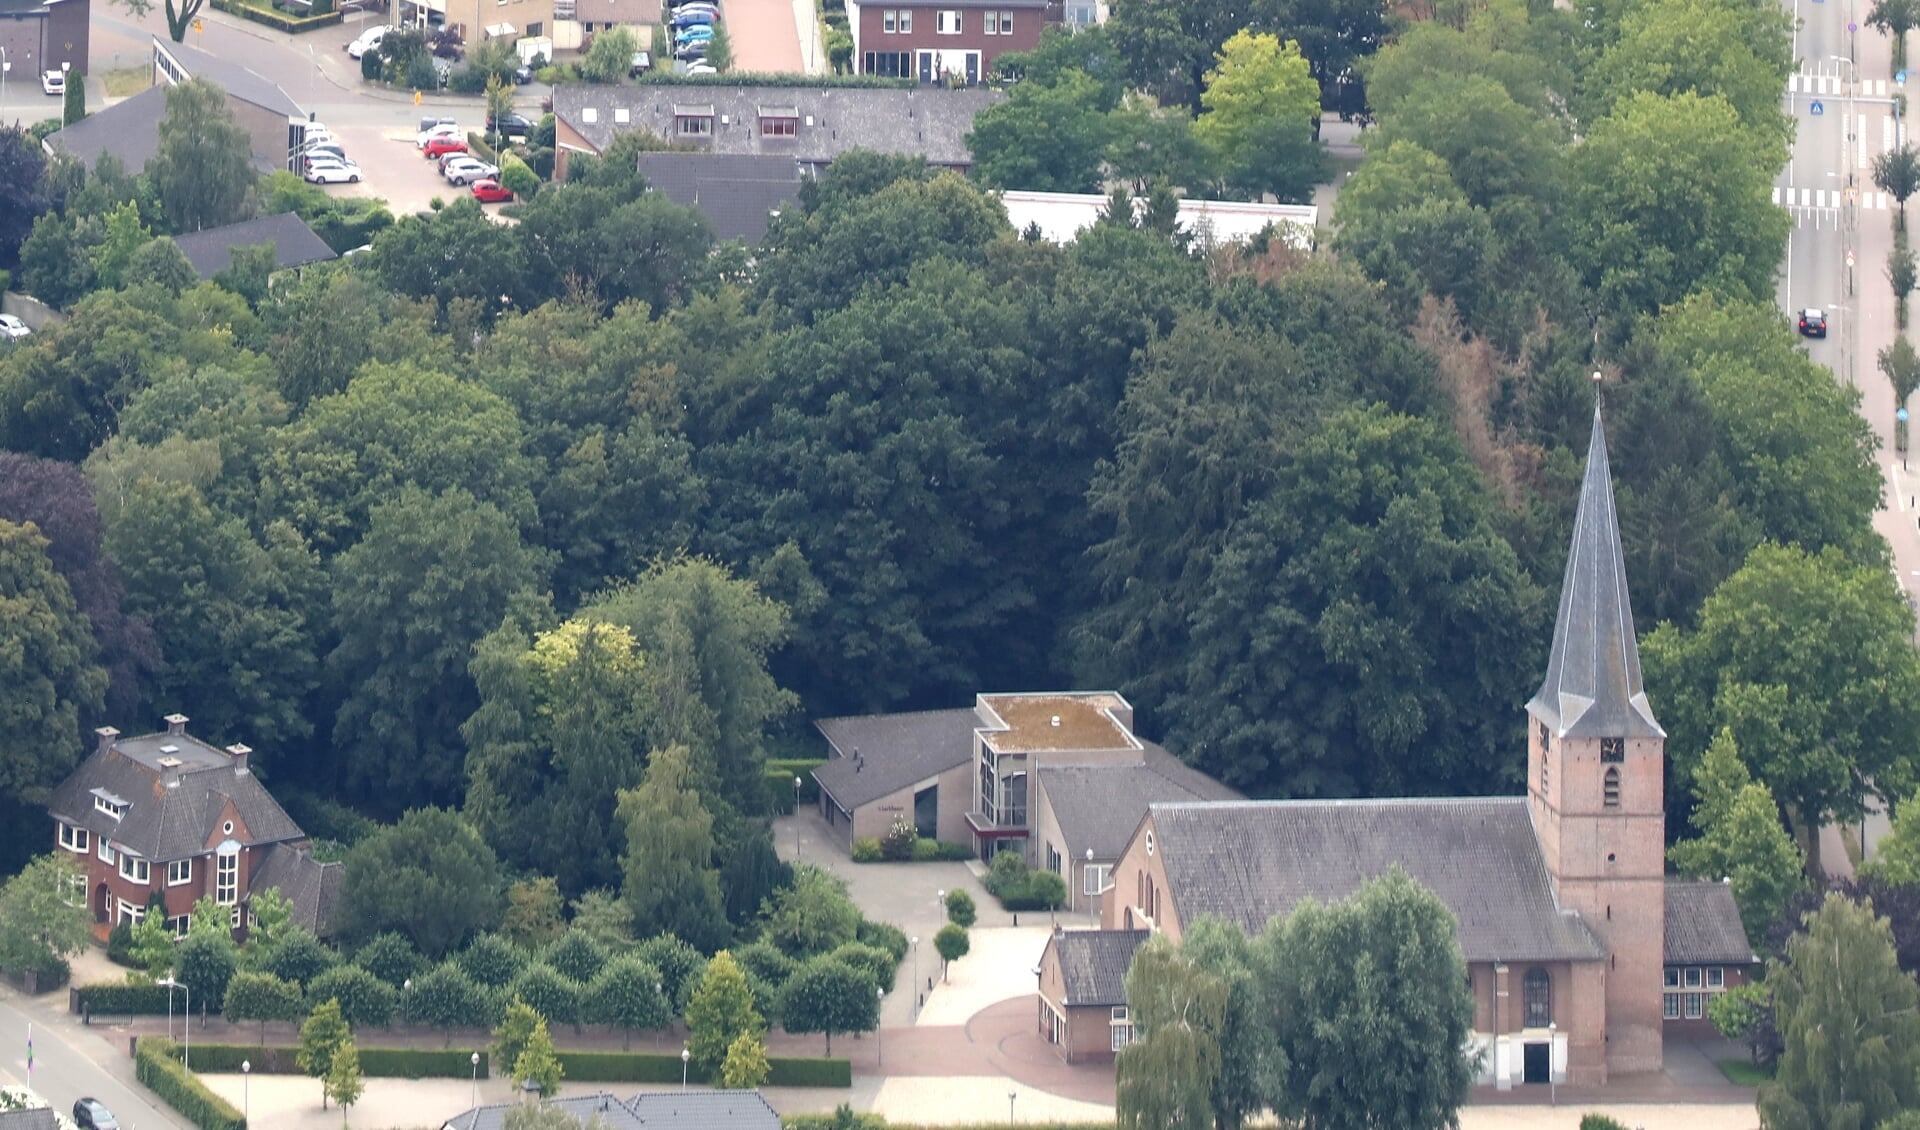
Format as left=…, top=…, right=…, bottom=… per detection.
left=0, top=992, right=182, bottom=1130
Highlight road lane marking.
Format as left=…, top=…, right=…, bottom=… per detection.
left=1862, top=115, right=1872, bottom=166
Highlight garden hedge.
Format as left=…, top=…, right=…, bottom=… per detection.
left=207, top=0, right=342, bottom=32
left=765, top=759, right=825, bottom=812
left=135, top=1038, right=246, bottom=1130
left=555, top=1049, right=850, bottom=1087
left=184, top=1042, right=490, bottom=1079
left=76, top=981, right=179, bottom=1015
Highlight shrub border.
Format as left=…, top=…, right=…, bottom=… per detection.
left=135, top=1038, right=247, bottom=1130
left=183, top=1042, right=491, bottom=1079
left=208, top=0, right=344, bottom=33
left=557, top=1049, right=850, bottom=1087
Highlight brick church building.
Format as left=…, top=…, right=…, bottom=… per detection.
left=1040, top=401, right=1756, bottom=1086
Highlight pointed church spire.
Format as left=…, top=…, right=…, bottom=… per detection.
left=1528, top=393, right=1663, bottom=739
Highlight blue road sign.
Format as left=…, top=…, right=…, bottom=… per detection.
left=1812, top=100, right=1825, bottom=115
left=1901, top=408, right=1911, bottom=423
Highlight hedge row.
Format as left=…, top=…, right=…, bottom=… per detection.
left=555, top=1049, right=849, bottom=1087
left=135, top=1038, right=247, bottom=1130
left=207, top=0, right=343, bottom=32
left=765, top=758, right=825, bottom=813
left=852, top=837, right=973, bottom=863
left=185, top=1043, right=491, bottom=1079
left=76, top=981, right=180, bottom=1015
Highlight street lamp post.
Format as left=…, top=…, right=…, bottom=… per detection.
left=876, top=987, right=885, bottom=1068
left=1009, top=1091, right=1017, bottom=1124
left=1, top=49, right=11, bottom=122
left=159, top=977, right=191, bottom=1067
left=1086, top=848, right=1096, bottom=926
left=1548, top=1022, right=1557, bottom=1107
left=680, top=1046, right=690, bottom=1090
left=241, top=1059, right=250, bottom=1122
left=793, top=776, right=802, bottom=857
left=909, top=937, right=919, bottom=1018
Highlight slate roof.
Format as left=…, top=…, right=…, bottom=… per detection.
left=171, top=213, right=338, bottom=279
left=1145, top=798, right=1607, bottom=963
left=48, top=727, right=305, bottom=863
left=0, top=1109, right=59, bottom=1130
left=440, top=1090, right=781, bottom=1130
left=158, top=37, right=305, bottom=120
left=1044, top=928, right=1148, bottom=1008
left=442, top=1092, right=646, bottom=1130
left=813, top=708, right=977, bottom=811
left=1664, top=880, right=1757, bottom=965
left=628, top=1090, right=783, bottom=1130
left=553, top=84, right=1003, bottom=167
left=47, top=85, right=169, bottom=172
left=1529, top=403, right=1663, bottom=739
left=1037, top=745, right=1241, bottom=860
left=250, top=842, right=343, bottom=938
left=637, top=152, right=802, bottom=243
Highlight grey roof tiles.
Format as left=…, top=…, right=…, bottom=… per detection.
left=637, top=152, right=803, bottom=243
left=441, top=1090, right=782, bottom=1130
left=171, top=213, right=338, bottom=280
left=1147, top=798, right=1607, bottom=963
left=812, top=708, right=977, bottom=810
left=1664, top=880, right=1757, bottom=965
left=1528, top=403, right=1663, bottom=739
left=1045, top=928, right=1148, bottom=1007
left=1038, top=746, right=1241, bottom=860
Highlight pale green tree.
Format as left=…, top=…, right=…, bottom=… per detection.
left=1116, top=935, right=1227, bottom=1130
left=721, top=1029, right=770, bottom=1088
left=297, top=998, right=353, bottom=1109
left=0, top=854, right=90, bottom=977
left=1862, top=790, right=1920, bottom=886
left=325, top=1039, right=365, bottom=1117
left=684, top=950, right=762, bottom=1071
left=1667, top=729, right=1806, bottom=945
left=146, top=78, right=255, bottom=232
left=511, top=1017, right=564, bottom=1098
left=615, top=745, right=727, bottom=951
left=1757, top=894, right=1920, bottom=1130
left=1194, top=31, right=1324, bottom=202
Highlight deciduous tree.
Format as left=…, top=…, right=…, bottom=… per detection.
left=0, top=854, right=90, bottom=977
left=778, top=955, right=879, bottom=1055
left=684, top=950, right=762, bottom=1071
left=1758, top=893, right=1920, bottom=1130
left=338, top=807, right=506, bottom=958
left=967, top=70, right=1114, bottom=193
left=933, top=924, right=969, bottom=981
left=512, top=1018, right=564, bottom=1098
left=1667, top=730, right=1806, bottom=945
left=305, top=965, right=397, bottom=1028
left=1116, top=934, right=1227, bottom=1130
left=616, top=745, right=727, bottom=951
left=586, top=954, right=669, bottom=1049
left=297, top=998, right=353, bottom=1108
left=147, top=78, right=254, bottom=230
left=1194, top=32, right=1324, bottom=202
left=721, top=1030, right=770, bottom=1088
left=223, top=971, right=307, bottom=1045
left=0, top=520, right=108, bottom=793
left=325, top=1039, right=364, bottom=1115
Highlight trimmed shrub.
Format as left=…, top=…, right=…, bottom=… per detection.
left=543, top=931, right=607, bottom=984
left=509, top=963, right=584, bottom=1026
left=732, top=941, right=797, bottom=990
left=854, top=920, right=908, bottom=966
left=457, top=933, right=526, bottom=988
left=354, top=932, right=420, bottom=988
left=910, top=839, right=974, bottom=862
left=77, top=981, right=175, bottom=1015
left=945, top=890, right=977, bottom=928
left=182, top=1042, right=489, bottom=1079
left=135, top=1038, right=245, bottom=1130
left=764, top=759, right=825, bottom=812
left=107, top=922, right=137, bottom=967
left=1579, top=1118, right=1630, bottom=1130
left=306, top=965, right=396, bottom=1028
left=828, top=942, right=894, bottom=991
left=851, top=838, right=883, bottom=863
left=553, top=1049, right=849, bottom=1087
left=880, top=816, right=916, bottom=861
left=261, top=928, right=338, bottom=988
left=207, top=0, right=343, bottom=31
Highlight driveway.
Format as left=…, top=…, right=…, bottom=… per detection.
left=719, top=0, right=804, bottom=72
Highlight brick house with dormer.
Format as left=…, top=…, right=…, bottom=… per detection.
left=47, top=715, right=340, bottom=940
left=846, top=0, right=1050, bottom=81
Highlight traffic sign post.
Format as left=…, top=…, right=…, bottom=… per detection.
left=1811, top=100, right=1825, bottom=115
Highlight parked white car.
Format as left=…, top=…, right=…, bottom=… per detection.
left=0, top=314, right=30, bottom=340
left=304, top=157, right=364, bottom=184
left=347, top=25, right=391, bottom=58
left=441, top=156, right=499, bottom=185
left=416, top=121, right=462, bottom=148
left=41, top=70, right=65, bottom=95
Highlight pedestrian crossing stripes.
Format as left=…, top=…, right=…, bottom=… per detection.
left=1786, top=74, right=1894, bottom=97
left=1771, top=186, right=1891, bottom=209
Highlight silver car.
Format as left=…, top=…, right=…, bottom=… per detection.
left=441, top=156, right=500, bottom=185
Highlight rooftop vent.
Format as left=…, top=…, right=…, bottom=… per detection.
left=1050, top=715, right=1061, bottom=727
left=157, top=756, right=182, bottom=768
left=160, top=744, right=179, bottom=755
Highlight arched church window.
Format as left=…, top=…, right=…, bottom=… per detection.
left=1523, top=967, right=1552, bottom=1027
left=1603, top=766, right=1621, bottom=808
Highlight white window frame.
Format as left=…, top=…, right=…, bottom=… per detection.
left=94, top=795, right=127, bottom=820
left=1705, top=967, right=1724, bottom=989
left=216, top=852, right=238, bottom=906
left=166, top=915, right=191, bottom=940
left=936, top=8, right=961, bottom=32
left=167, top=859, right=193, bottom=886
left=1683, top=967, right=1702, bottom=989
left=676, top=115, right=713, bottom=137
left=898, top=10, right=911, bottom=30
left=883, top=8, right=895, bottom=31
left=116, top=899, right=144, bottom=926
left=1663, top=968, right=1680, bottom=989
left=1683, top=992, right=1704, bottom=1019
left=58, top=823, right=90, bottom=853
left=999, top=10, right=1012, bottom=31
left=1663, top=993, right=1681, bottom=1020
left=98, top=839, right=115, bottom=865
left=118, top=854, right=150, bottom=884
left=1084, top=863, right=1111, bottom=896
left=62, top=872, right=86, bottom=909
left=1110, top=1019, right=1133, bottom=1051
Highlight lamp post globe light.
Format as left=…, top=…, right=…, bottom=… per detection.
left=1009, top=1091, right=1017, bottom=1123
left=1548, top=1021, right=1558, bottom=1106
left=471, top=1050, right=481, bottom=1108
left=680, top=1045, right=690, bottom=1090
left=241, top=1059, right=250, bottom=1121
left=1085, top=847, right=1095, bottom=924
left=876, top=987, right=885, bottom=1068
left=158, top=977, right=190, bottom=1066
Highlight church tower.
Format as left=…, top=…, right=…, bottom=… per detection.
left=1526, top=398, right=1666, bottom=1080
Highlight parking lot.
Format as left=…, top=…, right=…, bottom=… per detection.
left=310, top=116, right=523, bottom=217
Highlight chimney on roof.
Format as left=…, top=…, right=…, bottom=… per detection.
left=1050, top=715, right=1060, bottom=727
left=164, top=713, right=189, bottom=736
left=227, top=744, right=252, bottom=776
left=96, top=727, right=120, bottom=755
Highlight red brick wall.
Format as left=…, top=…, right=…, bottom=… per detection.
left=855, top=2, right=1042, bottom=77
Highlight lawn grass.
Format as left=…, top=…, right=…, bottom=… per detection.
left=1719, top=1057, right=1774, bottom=1086
left=100, top=67, right=150, bottom=98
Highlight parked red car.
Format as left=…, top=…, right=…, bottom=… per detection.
left=423, top=136, right=468, bottom=160
left=471, top=179, right=514, bottom=203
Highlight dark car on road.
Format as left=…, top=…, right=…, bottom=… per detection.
left=74, top=1099, right=119, bottom=1130
left=1798, top=308, right=1828, bottom=338
left=486, top=111, right=534, bottom=137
